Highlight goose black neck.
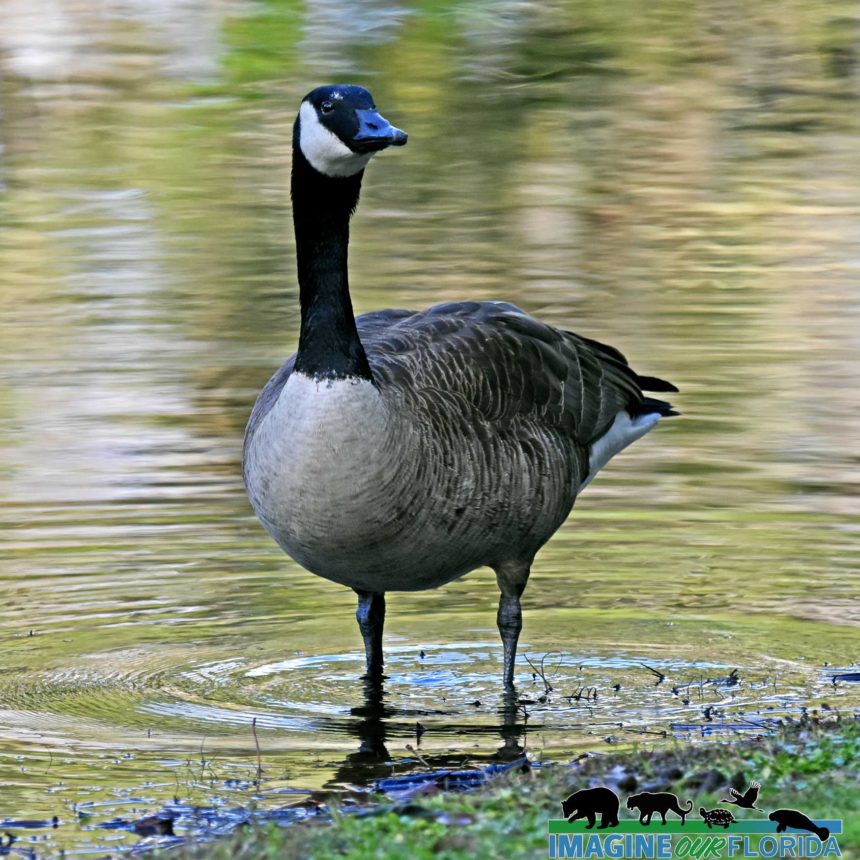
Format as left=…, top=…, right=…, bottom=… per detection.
left=291, top=131, right=372, bottom=381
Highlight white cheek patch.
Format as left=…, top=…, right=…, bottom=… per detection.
left=298, top=102, right=374, bottom=178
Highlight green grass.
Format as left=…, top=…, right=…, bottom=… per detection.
left=163, top=717, right=860, bottom=859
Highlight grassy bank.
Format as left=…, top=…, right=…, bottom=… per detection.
left=165, top=717, right=860, bottom=859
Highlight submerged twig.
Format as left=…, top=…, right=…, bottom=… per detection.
left=622, top=728, right=668, bottom=737
left=724, top=668, right=740, bottom=687
left=565, top=686, right=598, bottom=703
left=405, top=743, right=432, bottom=770
left=639, top=662, right=666, bottom=685
left=252, top=718, right=263, bottom=785
left=524, top=652, right=561, bottom=695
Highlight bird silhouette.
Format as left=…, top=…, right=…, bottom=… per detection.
left=721, top=781, right=762, bottom=810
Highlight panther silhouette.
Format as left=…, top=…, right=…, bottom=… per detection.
left=627, top=792, right=693, bottom=826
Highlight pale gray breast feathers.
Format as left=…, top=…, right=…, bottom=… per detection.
left=241, top=301, right=652, bottom=586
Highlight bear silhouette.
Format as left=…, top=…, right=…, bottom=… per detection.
left=769, top=809, right=830, bottom=842
left=627, top=791, right=693, bottom=825
left=560, top=786, right=620, bottom=829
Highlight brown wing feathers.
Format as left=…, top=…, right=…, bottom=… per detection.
left=361, top=302, right=677, bottom=447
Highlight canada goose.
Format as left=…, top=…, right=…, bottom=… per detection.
left=242, top=84, right=678, bottom=688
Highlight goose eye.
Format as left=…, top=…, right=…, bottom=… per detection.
left=320, top=101, right=334, bottom=115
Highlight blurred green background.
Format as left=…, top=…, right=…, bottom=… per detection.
left=0, top=0, right=858, bottom=852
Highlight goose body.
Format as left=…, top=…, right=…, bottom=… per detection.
left=242, top=85, right=678, bottom=685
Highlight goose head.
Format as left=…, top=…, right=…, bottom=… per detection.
left=296, top=84, right=407, bottom=179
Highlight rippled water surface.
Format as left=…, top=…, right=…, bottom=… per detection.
left=1, top=0, right=859, bottom=854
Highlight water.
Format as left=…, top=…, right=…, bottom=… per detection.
left=1, top=0, right=859, bottom=853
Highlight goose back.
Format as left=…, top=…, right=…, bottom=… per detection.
left=243, top=300, right=674, bottom=593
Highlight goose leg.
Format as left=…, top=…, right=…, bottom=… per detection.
left=355, top=590, right=386, bottom=678
left=494, top=561, right=531, bottom=688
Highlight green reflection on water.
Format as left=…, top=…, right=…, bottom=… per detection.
left=0, top=0, right=858, bottom=852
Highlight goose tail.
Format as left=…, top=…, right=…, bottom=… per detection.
left=634, top=374, right=680, bottom=418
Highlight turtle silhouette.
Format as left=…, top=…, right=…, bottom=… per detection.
left=721, top=780, right=762, bottom=811
left=700, top=807, right=735, bottom=829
